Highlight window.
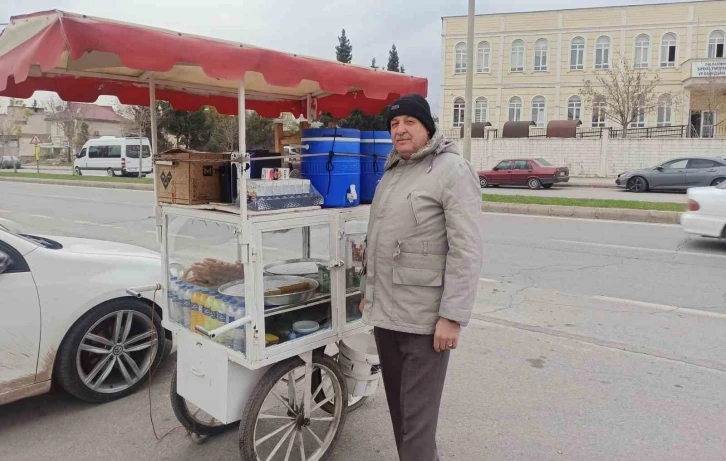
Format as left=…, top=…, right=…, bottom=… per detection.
left=634, top=35, right=650, bottom=68
left=534, top=39, right=548, bottom=71
left=477, top=41, right=490, bottom=73
left=708, top=31, right=725, bottom=58
left=455, top=42, right=467, bottom=73
left=108, top=145, right=121, bottom=158
left=508, top=97, right=523, bottom=121
left=570, top=37, right=585, bottom=70
left=531, top=96, right=546, bottom=128
left=656, top=94, right=673, bottom=127
left=567, top=96, right=582, bottom=121
left=88, top=146, right=99, bottom=158
left=511, top=40, right=525, bottom=72
left=687, top=159, right=719, bottom=169
left=660, top=33, right=677, bottom=68
left=595, top=36, right=611, bottom=70
left=631, top=96, right=646, bottom=128
left=453, top=97, right=465, bottom=128
left=474, top=97, right=488, bottom=123
left=592, top=97, right=606, bottom=128
left=495, top=160, right=513, bottom=170
left=78, top=148, right=87, bottom=158
left=514, top=160, right=533, bottom=170
left=534, top=158, right=552, bottom=166
left=127, top=145, right=151, bottom=158
left=663, top=159, right=688, bottom=169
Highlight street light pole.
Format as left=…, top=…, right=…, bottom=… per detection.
left=462, top=0, right=475, bottom=162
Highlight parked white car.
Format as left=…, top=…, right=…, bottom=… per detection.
left=0, top=219, right=166, bottom=405
left=74, top=136, right=153, bottom=177
left=681, top=181, right=726, bottom=238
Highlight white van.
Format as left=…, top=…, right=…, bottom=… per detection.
left=74, top=136, right=153, bottom=177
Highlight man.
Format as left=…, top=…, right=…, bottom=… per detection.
left=359, top=93, right=483, bottom=460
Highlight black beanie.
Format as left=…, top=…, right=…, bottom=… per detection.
left=386, top=94, right=436, bottom=138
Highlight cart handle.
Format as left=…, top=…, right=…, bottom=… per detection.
left=195, top=315, right=252, bottom=339
left=126, top=284, right=161, bottom=298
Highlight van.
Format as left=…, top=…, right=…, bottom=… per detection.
left=74, top=136, right=153, bottom=177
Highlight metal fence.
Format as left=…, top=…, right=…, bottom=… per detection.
left=445, top=124, right=693, bottom=140
left=609, top=125, right=687, bottom=139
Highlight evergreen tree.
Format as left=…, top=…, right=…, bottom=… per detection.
left=387, top=44, right=400, bottom=72
left=371, top=58, right=378, bottom=70
left=400, top=65, right=405, bottom=74
left=335, top=29, right=353, bottom=63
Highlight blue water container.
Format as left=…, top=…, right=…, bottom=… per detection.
left=301, top=128, right=361, bottom=208
left=360, top=131, right=392, bottom=204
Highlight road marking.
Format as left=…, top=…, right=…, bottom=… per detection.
left=483, top=211, right=679, bottom=227
left=29, top=214, right=53, bottom=219
left=591, top=296, right=726, bottom=319
left=551, top=239, right=726, bottom=260
left=0, top=209, right=9, bottom=213
left=479, top=277, right=499, bottom=283
left=72, top=220, right=98, bottom=226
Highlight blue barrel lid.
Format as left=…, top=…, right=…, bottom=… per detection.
left=360, top=131, right=392, bottom=140
left=302, top=128, right=360, bottom=139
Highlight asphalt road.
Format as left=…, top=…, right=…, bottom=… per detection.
left=482, top=184, right=688, bottom=203
left=2, top=182, right=726, bottom=460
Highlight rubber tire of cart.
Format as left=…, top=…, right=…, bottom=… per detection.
left=54, top=298, right=166, bottom=403
left=239, top=355, right=348, bottom=461
left=170, top=366, right=239, bottom=436
left=311, top=353, right=368, bottom=414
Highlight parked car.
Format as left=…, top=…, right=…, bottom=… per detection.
left=0, top=219, right=167, bottom=405
left=681, top=181, right=726, bottom=238
left=74, top=136, right=152, bottom=177
left=0, top=155, right=21, bottom=169
left=616, top=157, right=726, bottom=193
left=478, top=158, right=570, bottom=190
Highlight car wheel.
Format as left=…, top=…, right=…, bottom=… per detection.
left=527, top=178, right=542, bottom=190
left=479, top=177, right=488, bottom=188
left=542, top=184, right=553, bottom=189
left=55, top=298, right=166, bottom=403
left=106, top=168, right=115, bottom=177
left=628, top=176, right=649, bottom=193
left=711, top=178, right=726, bottom=187
left=74, top=167, right=82, bottom=176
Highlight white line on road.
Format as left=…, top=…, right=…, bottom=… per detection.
left=29, top=214, right=53, bottom=219
left=479, top=277, right=499, bottom=283
left=484, top=211, right=679, bottom=227
left=592, top=296, right=726, bottom=319
left=72, top=220, right=99, bottom=226
left=551, top=239, right=726, bottom=260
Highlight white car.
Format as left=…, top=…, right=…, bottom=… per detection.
left=0, top=219, right=166, bottom=405
left=681, top=181, right=726, bottom=238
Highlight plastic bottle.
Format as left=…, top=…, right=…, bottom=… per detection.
left=222, top=297, right=236, bottom=348
left=203, top=289, right=216, bottom=330
left=215, top=296, right=228, bottom=342
left=232, top=301, right=246, bottom=353
left=212, top=294, right=225, bottom=330
left=190, top=288, right=202, bottom=332
left=181, top=284, right=193, bottom=329
left=167, top=277, right=178, bottom=323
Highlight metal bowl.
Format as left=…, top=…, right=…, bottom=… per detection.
left=264, top=258, right=326, bottom=279
left=218, top=276, right=319, bottom=307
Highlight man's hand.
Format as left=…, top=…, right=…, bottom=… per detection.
left=433, top=318, right=460, bottom=353
left=359, top=297, right=365, bottom=314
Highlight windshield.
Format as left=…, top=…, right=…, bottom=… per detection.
left=534, top=158, right=552, bottom=166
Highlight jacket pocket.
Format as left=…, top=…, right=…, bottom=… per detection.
left=393, top=267, right=443, bottom=287
left=407, top=192, right=420, bottom=225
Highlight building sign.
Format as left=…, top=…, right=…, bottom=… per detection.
left=692, top=61, right=726, bottom=78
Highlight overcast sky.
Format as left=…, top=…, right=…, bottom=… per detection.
left=1, top=0, right=699, bottom=115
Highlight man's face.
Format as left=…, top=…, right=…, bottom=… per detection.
left=390, top=115, right=429, bottom=159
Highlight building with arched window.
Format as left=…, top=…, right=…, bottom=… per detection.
left=441, top=0, right=726, bottom=137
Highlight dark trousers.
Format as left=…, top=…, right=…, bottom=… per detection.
left=373, top=327, right=451, bottom=461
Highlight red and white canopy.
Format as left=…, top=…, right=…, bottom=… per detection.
left=0, top=10, right=427, bottom=118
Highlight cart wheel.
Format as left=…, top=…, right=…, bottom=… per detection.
left=190, top=433, right=207, bottom=445
left=170, top=366, right=238, bottom=436
left=312, top=354, right=368, bottom=414
left=239, top=355, right=347, bottom=461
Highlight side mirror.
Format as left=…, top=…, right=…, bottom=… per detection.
left=492, top=167, right=499, bottom=171
left=0, top=251, right=10, bottom=275
left=655, top=166, right=664, bottom=171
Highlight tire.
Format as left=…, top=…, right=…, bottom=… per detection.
left=239, top=355, right=347, bottom=461
left=312, top=353, right=368, bottom=414
left=542, top=184, right=553, bottom=189
left=170, top=366, right=238, bottom=436
left=479, top=177, right=488, bottom=188
left=55, top=298, right=165, bottom=403
left=527, top=177, right=542, bottom=190
left=628, top=176, right=649, bottom=193
left=74, top=167, right=82, bottom=176
left=106, top=168, right=115, bottom=177
left=711, top=178, right=726, bottom=187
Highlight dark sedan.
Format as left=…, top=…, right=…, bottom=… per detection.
left=478, top=158, right=570, bottom=190
left=616, top=157, right=726, bottom=192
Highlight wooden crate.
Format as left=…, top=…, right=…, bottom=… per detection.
left=155, top=149, right=230, bottom=205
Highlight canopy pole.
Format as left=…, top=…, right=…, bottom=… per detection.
left=149, top=77, right=161, bottom=242
left=306, top=95, right=313, bottom=121
left=462, top=0, right=475, bottom=162
left=237, top=81, right=248, bottom=245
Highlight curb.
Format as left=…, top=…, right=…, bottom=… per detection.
left=0, top=176, right=154, bottom=191
left=481, top=201, right=681, bottom=224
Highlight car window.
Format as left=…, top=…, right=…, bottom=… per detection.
left=663, top=159, right=688, bottom=169
left=0, top=240, right=30, bottom=274
left=534, top=158, right=552, bottom=166
left=687, top=159, right=719, bottom=169
left=495, top=161, right=512, bottom=170
left=78, top=148, right=87, bottom=158
left=514, top=161, right=532, bottom=170
left=108, top=145, right=122, bottom=158
left=126, top=145, right=151, bottom=159
left=88, top=146, right=99, bottom=158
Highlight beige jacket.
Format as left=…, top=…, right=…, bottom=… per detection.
left=361, top=131, right=483, bottom=335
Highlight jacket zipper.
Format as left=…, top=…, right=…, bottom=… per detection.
left=408, top=192, right=420, bottom=225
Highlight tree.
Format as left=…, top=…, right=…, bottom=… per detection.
left=581, top=56, right=664, bottom=137
left=0, top=98, right=29, bottom=172
left=43, top=99, right=90, bottom=161
left=387, top=44, right=400, bottom=72
left=245, top=111, right=275, bottom=150
left=400, top=65, right=405, bottom=74
left=689, top=68, right=726, bottom=137
left=74, top=122, right=90, bottom=151
left=371, top=58, right=378, bottom=70
left=337, top=108, right=389, bottom=131
left=335, top=29, right=353, bottom=64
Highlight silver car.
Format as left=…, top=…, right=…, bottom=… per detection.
left=0, top=156, right=21, bottom=169
left=616, top=157, right=726, bottom=192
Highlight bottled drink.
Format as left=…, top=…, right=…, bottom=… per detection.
left=232, top=301, right=246, bottom=353
left=215, top=296, right=229, bottom=343
left=181, top=284, right=193, bottom=329
left=203, top=289, right=215, bottom=330
left=167, top=277, right=179, bottom=323
left=190, top=289, right=202, bottom=332
left=212, top=294, right=224, bottom=330
left=221, top=297, right=236, bottom=348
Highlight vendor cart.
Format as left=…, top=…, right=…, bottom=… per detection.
left=0, top=10, right=427, bottom=460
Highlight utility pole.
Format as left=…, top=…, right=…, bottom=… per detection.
left=463, top=0, right=475, bottom=162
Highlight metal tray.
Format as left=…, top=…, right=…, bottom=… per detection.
left=264, top=258, right=325, bottom=278
left=218, top=275, right=319, bottom=307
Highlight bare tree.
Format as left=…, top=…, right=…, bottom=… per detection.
left=688, top=69, right=726, bottom=137
left=118, top=104, right=152, bottom=176
left=43, top=98, right=90, bottom=162
left=581, top=56, right=666, bottom=137
left=0, top=98, right=29, bottom=172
